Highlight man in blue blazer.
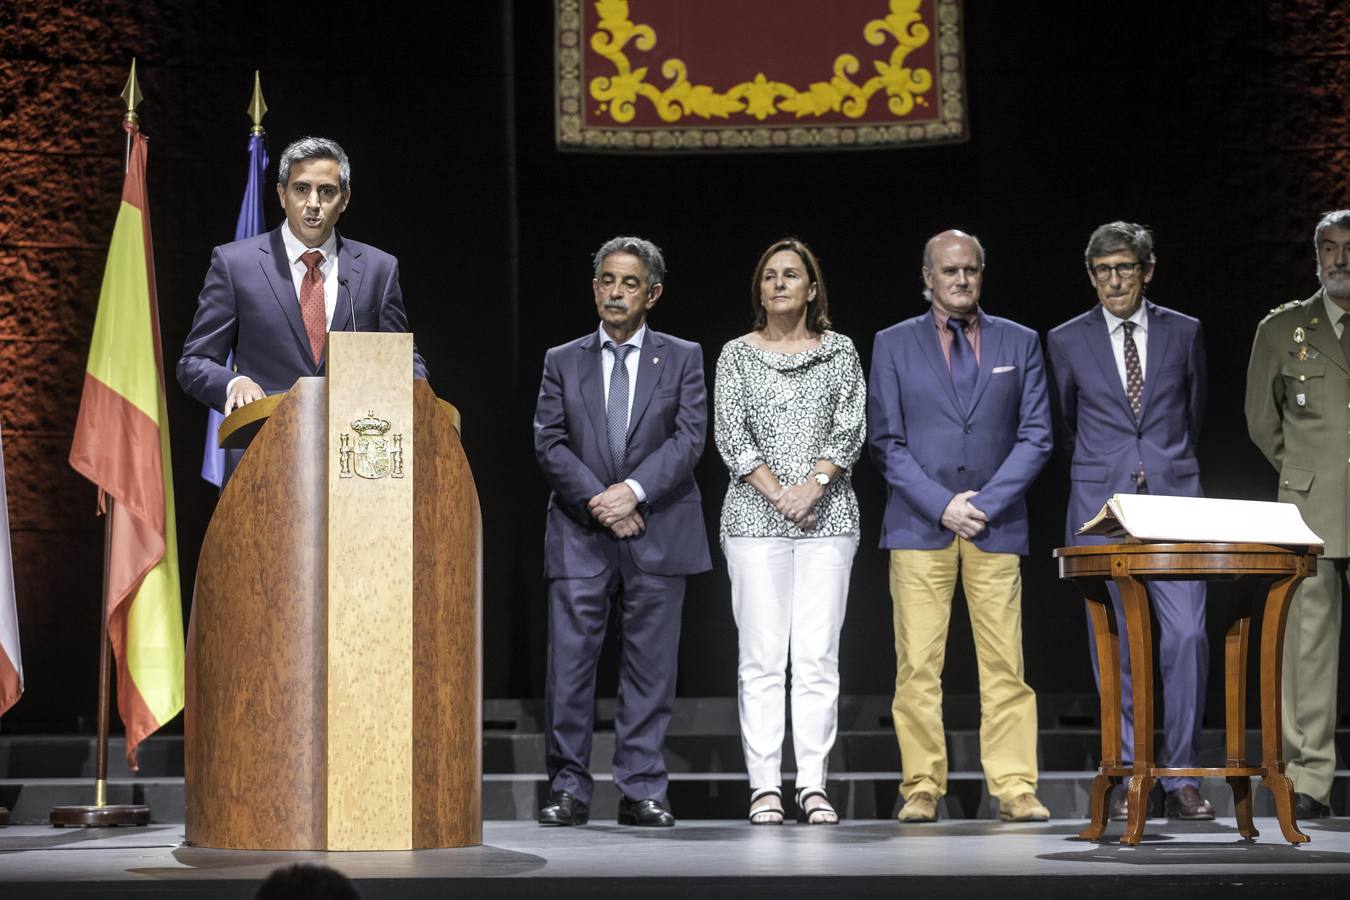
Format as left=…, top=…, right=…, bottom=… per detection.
left=178, top=137, right=427, bottom=480
left=867, top=229, right=1053, bottom=824
left=533, top=236, right=711, bottom=827
left=1046, top=222, right=1212, bottom=821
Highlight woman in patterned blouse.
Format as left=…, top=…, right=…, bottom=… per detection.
left=713, top=238, right=866, bottom=826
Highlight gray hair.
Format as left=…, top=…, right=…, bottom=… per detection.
left=277, top=137, right=351, bottom=192
left=1314, top=209, right=1350, bottom=247
left=922, top=230, right=986, bottom=271
left=1084, top=221, right=1154, bottom=266
left=593, top=236, right=666, bottom=289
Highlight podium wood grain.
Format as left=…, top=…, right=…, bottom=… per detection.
left=187, top=335, right=482, bottom=850
left=186, top=379, right=327, bottom=849
left=411, top=378, right=482, bottom=848
left=326, top=332, right=414, bottom=850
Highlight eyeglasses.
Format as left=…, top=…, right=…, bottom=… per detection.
left=1089, top=262, right=1143, bottom=281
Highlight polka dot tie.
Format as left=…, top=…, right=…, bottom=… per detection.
left=299, top=250, right=327, bottom=365
left=1122, top=321, right=1143, bottom=421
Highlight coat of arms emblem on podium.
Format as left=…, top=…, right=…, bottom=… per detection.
left=338, top=411, right=404, bottom=480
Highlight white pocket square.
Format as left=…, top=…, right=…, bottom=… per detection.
left=992, top=365, right=1016, bottom=374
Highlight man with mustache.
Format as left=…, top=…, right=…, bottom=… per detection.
left=1047, top=221, right=1213, bottom=822
left=533, top=236, right=710, bottom=827
left=1245, top=209, right=1350, bottom=819
left=867, top=229, right=1053, bottom=823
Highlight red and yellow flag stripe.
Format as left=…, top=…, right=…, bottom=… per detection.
left=68, top=122, right=184, bottom=769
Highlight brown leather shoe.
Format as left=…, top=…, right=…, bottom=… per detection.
left=1000, top=792, right=1050, bottom=822
left=1164, top=785, right=1214, bottom=820
left=897, top=791, right=938, bottom=822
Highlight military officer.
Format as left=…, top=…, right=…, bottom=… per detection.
left=1244, top=209, right=1350, bottom=819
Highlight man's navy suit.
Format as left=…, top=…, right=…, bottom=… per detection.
left=533, top=327, right=711, bottom=805
left=868, top=311, right=1052, bottom=554
left=177, top=226, right=428, bottom=478
left=1046, top=299, right=1208, bottom=791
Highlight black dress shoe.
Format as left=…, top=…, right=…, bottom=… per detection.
left=538, top=791, right=590, bottom=826
left=617, top=796, right=675, bottom=826
left=1294, top=792, right=1331, bottom=819
left=1165, top=786, right=1215, bottom=820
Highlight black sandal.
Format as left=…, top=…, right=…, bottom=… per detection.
left=796, top=787, right=839, bottom=825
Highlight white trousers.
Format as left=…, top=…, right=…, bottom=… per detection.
left=724, top=533, right=858, bottom=793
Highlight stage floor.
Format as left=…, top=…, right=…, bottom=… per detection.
left=3, top=819, right=1350, bottom=898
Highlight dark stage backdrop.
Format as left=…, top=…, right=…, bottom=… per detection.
left=1, top=1, right=1347, bottom=734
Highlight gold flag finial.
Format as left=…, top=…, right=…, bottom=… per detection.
left=247, top=70, right=268, bottom=135
left=120, top=58, right=143, bottom=125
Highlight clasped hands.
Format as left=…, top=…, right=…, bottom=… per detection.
left=772, top=481, right=822, bottom=531
left=941, top=489, right=988, bottom=540
left=589, top=482, right=644, bottom=539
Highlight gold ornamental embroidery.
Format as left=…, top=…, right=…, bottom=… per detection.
left=588, top=0, right=934, bottom=125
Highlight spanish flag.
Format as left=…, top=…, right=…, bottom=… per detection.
left=68, top=121, right=184, bottom=770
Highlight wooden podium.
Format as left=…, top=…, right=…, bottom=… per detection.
left=185, top=333, right=482, bottom=850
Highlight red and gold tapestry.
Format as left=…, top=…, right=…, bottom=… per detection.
left=556, top=0, right=967, bottom=152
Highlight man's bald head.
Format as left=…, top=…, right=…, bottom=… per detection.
left=922, top=229, right=986, bottom=317
left=922, top=229, right=985, bottom=271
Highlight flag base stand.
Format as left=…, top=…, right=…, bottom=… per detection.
left=51, top=501, right=153, bottom=830
left=50, top=806, right=150, bottom=828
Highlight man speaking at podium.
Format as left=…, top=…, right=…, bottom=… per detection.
left=177, top=136, right=427, bottom=479
left=533, top=236, right=710, bottom=828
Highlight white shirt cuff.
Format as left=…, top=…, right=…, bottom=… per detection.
left=224, top=375, right=246, bottom=409
left=624, top=478, right=647, bottom=503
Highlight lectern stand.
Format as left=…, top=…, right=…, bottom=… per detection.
left=1055, top=541, right=1317, bottom=846
left=185, top=332, right=482, bottom=850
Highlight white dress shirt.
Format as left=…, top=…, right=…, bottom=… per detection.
left=225, top=224, right=340, bottom=404
left=279, top=222, right=340, bottom=326
left=598, top=323, right=647, bottom=502
left=1102, top=302, right=1149, bottom=393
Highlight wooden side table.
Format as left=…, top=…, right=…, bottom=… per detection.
left=1054, top=542, right=1318, bottom=845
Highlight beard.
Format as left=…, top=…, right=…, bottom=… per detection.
left=1320, top=268, right=1350, bottom=302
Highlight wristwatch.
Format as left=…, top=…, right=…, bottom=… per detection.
left=812, top=471, right=831, bottom=487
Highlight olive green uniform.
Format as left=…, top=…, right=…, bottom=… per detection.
left=1244, top=290, right=1350, bottom=805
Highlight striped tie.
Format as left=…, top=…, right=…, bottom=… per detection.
left=605, top=341, right=634, bottom=474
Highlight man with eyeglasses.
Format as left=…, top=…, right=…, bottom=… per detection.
left=1245, top=209, right=1350, bottom=820
left=1046, top=221, right=1213, bottom=821
left=532, top=236, right=710, bottom=828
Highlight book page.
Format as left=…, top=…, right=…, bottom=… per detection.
left=1077, top=494, right=1322, bottom=548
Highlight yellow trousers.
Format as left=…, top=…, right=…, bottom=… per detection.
left=889, top=538, right=1039, bottom=804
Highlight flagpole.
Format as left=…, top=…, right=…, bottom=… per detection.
left=51, top=59, right=152, bottom=828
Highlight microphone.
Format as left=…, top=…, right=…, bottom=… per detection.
left=338, top=276, right=356, bottom=331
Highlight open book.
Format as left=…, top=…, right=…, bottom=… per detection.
left=1077, top=494, right=1323, bottom=549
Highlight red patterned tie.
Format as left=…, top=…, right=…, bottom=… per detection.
left=299, top=250, right=327, bottom=365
